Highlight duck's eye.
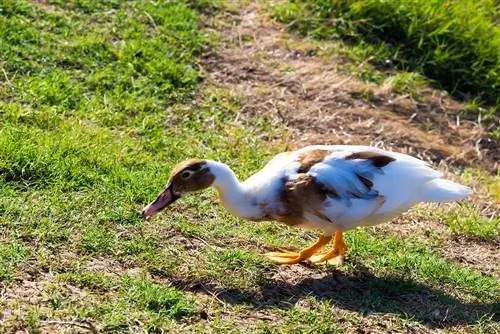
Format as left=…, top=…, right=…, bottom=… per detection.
left=181, top=170, right=193, bottom=179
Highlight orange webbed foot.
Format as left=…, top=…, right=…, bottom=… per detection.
left=309, top=231, right=348, bottom=265
left=265, top=235, right=332, bottom=265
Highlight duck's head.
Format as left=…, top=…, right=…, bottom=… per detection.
left=141, top=159, right=215, bottom=219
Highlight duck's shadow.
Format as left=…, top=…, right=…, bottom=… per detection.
left=176, top=260, right=498, bottom=328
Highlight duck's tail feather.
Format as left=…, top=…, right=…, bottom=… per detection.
left=418, top=179, right=471, bottom=203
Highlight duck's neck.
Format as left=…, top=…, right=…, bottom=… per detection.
left=207, top=161, right=261, bottom=219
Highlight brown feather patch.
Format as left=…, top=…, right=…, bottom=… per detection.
left=357, top=174, right=374, bottom=189
left=346, top=151, right=395, bottom=168
left=297, top=149, right=331, bottom=173
left=170, top=159, right=207, bottom=177
left=277, top=174, right=330, bottom=226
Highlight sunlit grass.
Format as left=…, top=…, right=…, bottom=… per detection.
left=0, top=0, right=498, bottom=332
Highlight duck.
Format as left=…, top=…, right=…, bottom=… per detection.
left=141, top=145, right=471, bottom=265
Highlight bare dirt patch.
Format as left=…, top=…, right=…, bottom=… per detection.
left=31, top=0, right=63, bottom=14
left=202, top=4, right=499, bottom=174
left=85, top=256, right=142, bottom=276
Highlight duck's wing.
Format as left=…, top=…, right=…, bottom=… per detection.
left=301, top=147, right=443, bottom=229
left=309, top=150, right=394, bottom=200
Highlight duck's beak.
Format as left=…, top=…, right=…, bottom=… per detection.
left=141, top=185, right=180, bottom=219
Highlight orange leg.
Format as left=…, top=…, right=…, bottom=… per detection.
left=265, top=235, right=332, bottom=265
left=309, top=231, right=348, bottom=265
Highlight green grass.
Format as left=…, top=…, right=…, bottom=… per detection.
left=120, top=276, right=196, bottom=319
left=58, top=268, right=114, bottom=291
left=383, top=72, right=428, bottom=99
left=442, top=205, right=499, bottom=239
left=272, top=0, right=500, bottom=112
left=57, top=272, right=195, bottom=330
left=462, top=168, right=500, bottom=202
left=0, top=240, right=29, bottom=281
left=0, top=0, right=499, bottom=332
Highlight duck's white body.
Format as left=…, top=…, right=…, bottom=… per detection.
left=209, top=145, right=471, bottom=236
left=142, top=144, right=472, bottom=265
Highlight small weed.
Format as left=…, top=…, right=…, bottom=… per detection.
left=26, top=307, right=40, bottom=332
left=383, top=72, right=427, bottom=99
left=58, top=270, right=114, bottom=291
left=0, top=241, right=29, bottom=281
left=443, top=206, right=499, bottom=239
